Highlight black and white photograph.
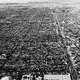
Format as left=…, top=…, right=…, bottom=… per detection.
left=0, top=0, right=80, bottom=80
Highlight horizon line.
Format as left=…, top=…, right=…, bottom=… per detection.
left=0, top=1, right=80, bottom=4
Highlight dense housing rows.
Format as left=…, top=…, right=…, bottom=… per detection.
left=0, top=6, right=80, bottom=80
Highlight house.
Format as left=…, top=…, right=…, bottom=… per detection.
left=1, top=76, right=12, bottom=80
left=21, top=74, right=33, bottom=80
left=44, top=74, right=71, bottom=80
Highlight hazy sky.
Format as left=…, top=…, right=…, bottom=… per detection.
left=0, top=0, right=80, bottom=3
